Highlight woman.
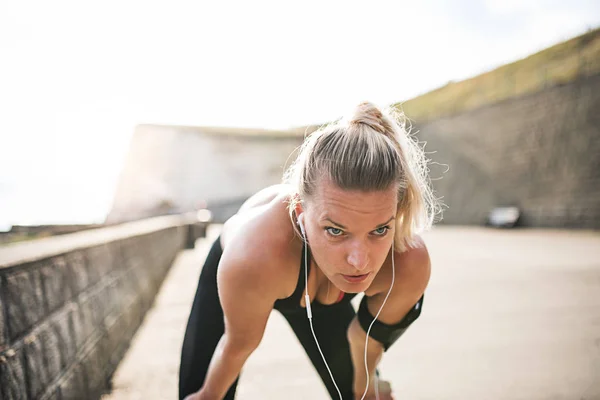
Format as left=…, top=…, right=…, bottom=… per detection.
left=179, top=102, right=439, bottom=400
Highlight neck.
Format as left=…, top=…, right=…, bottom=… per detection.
left=314, top=263, right=342, bottom=301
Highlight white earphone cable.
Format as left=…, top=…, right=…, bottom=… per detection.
left=300, top=217, right=393, bottom=400
left=361, top=237, right=395, bottom=400
left=303, top=230, right=343, bottom=400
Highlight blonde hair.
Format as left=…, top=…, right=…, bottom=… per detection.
left=284, top=102, right=441, bottom=252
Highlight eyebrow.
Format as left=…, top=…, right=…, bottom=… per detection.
left=324, top=216, right=395, bottom=230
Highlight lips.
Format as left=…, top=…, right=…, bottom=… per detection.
left=342, top=273, right=370, bottom=283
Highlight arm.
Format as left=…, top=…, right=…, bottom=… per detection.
left=194, top=246, right=280, bottom=400
left=348, top=239, right=431, bottom=399
left=347, top=318, right=385, bottom=399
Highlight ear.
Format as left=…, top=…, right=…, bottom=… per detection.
left=294, top=197, right=305, bottom=219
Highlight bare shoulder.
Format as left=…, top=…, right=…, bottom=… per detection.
left=396, top=235, right=431, bottom=279
left=389, top=235, right=431, bottom=297
left=219, top=187, right=300, bottom=300
left=364, top=235, right=431, bottom=324
left=368, top=235, right=431, bottom=293
left=216, top=189, right=299, bottom=346
left=237, top=184, right=295, bottom=213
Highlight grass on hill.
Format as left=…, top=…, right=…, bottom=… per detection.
left=393, top=27, right=600, bottom=123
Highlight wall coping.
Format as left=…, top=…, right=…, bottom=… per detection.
left=135, top=123, right=313, bottom=139
left=0, top=214, right=196, bottom=270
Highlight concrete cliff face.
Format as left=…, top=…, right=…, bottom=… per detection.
left=107, top=125, right=305, bottom=224
left=419, top=73, right=600, bottom=228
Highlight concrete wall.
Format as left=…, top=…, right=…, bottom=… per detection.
left=0, top=215, right=201, bottom=400
left=418, top=73, right=600, bottom=228
left=107, top=125, right=305, bottom=224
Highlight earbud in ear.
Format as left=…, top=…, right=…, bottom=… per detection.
left=298, top=215, right=306, bottom=236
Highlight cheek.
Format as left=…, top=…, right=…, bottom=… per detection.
left=312, top=239, right=345, bottom=270
left=371, top=239, right=394, bottom=265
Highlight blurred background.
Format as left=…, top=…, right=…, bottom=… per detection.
left=1, top=0, right=599, bottom=236
left=0, top=1, right=599, bottom=400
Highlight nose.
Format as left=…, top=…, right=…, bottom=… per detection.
left=346, top=243, right=369, bottom=271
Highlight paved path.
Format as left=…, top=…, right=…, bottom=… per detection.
left=103, top=226, right=600, bottom=400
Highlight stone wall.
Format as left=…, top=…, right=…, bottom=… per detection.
left=418, top=73, right=600, bottom=228
left=0, top=215, right=203, bottom=399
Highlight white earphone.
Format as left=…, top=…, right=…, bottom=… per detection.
left=298, top=214, right=306, bottom=235
left=297, top=214, right=395, bottom=400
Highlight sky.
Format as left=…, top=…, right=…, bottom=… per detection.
left=1, top=0, right=599, bottom=229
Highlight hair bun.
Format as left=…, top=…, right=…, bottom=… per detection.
left=348, top=102, right=388, bottom=134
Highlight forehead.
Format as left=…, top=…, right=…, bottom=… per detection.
left=308, top=177, right=398, bottom=220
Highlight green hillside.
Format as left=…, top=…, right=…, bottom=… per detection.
left=394, top=27, right=600, bottom=122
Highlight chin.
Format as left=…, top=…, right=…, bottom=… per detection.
left=340, top=285, right=365, bottom=294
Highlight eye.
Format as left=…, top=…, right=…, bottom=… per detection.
left=325, top=227, right=344, bottom=236
left=372, top=226, right=390, bottom=236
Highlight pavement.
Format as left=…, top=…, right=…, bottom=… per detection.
left=102, top=225, right=600, bottom=400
